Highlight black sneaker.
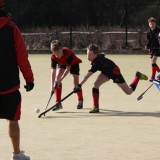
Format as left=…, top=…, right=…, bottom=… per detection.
left=52, top=103, right=63, bottom=111
left=149, top=77, right=154, bottom=82
left=77, top=100, right=83, bottom=109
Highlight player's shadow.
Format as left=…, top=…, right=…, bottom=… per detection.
left=99, top=109, right=160, bottom=118
left=43, top=108, right=160, bottom=119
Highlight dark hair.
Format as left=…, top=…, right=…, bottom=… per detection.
left=148, top=17, right=156, bottom=23
left=51, top=40, right=62, bottom=51
left=87, top=44, right=99, bottom=54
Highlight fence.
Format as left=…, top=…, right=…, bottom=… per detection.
left=22, top=30, right=147, bottom=51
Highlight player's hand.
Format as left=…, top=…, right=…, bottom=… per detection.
left=145, top=46, right=150, bottom=52
left=56, top=79, right=62, bottom=87
left=74, top=84, right=81, bottom=93
left=51, top=81, right=59, bottom=94
left=24, top=82, right=34, bottom=92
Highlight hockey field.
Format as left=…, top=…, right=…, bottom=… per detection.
left=1, top=54, right=160, bottom=160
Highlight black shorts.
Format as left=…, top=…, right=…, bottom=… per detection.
left=58, top=64, right=80, bottom=75
left=150, top=49, right=160, bottom=58
left=103, top=66, right=126, bottom=84
left=0, top=90, right=21, bottom=120
left=112, top=74, right=126, bottom=83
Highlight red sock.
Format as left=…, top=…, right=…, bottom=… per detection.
left=130, top=74, right=140, bottom=91
left=155, top=64, right=160, bottom=73
left=77, top=89, right=83, bottom=101
left=152, top=64, right=158, bottom=78
left=55, top=83, right=62, bottom=102
left=92, top=88, right=99, bottom=108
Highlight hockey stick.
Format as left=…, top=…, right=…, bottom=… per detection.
left=137, top=83, right=154, bottom=101
left=43, top=84, right=58, bottom=116
left=43, top=91, right=54, bottom=116
left=38, top=91, right=75, bottom=118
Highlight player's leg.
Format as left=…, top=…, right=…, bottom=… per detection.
left=117, top=82, right=133, bottom=95
left=55, top=67, right=65, bottom=102
left=53, top=66, right=65, bottom=111
left=150, top=55, right=160, bottom=81
left=90, top=73, right=109, bottom=113
left=9, top=120, right=30, bottom=160
left=9, top=122, right=30, bottom=160
left=9, top=120, right=20, bottom=153
left=2, top=91, right=30, bottom=160
left=117, top=72, right=148, bottom=94
left=71, top=64, right=84, bottom=109
left=6, top=91, right=21, bottom=154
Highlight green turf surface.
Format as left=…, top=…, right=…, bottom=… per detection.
left=1, top=54, right=160, bottom=160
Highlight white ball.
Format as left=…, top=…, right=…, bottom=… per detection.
left=35, top=108, right=40, bottom=113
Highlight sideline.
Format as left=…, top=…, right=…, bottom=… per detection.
left=28, top=49, right=148, bottom=55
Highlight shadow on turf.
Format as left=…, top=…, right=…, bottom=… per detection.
left=41, top=108, right=160, bottom=119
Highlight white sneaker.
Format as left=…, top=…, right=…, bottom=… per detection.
left=11, top=151, right=30, bottom=160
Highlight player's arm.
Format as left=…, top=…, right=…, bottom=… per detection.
left=56, top=54, right=73, bottom=84
left=81, top=63, right=99, bottom=86
left=59, top=66, right=71, bottom=82
left=74, top=63, right=98, bottom=92
left=51, top=58, right=57, bottom=92
left=80, top=71, right=93, bottom=86
left=51, top=68, right=57, bottom=92
left=13, top=24, right=34, bottom=91
left=73, top=71, right=93, bottom=93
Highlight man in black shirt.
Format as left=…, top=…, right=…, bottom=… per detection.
left=146, top=17, right=160, bottom=82
left=74, top=45, right=148, bottom=113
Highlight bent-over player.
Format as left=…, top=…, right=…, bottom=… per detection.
left=51, top=40, right=83, bottom=110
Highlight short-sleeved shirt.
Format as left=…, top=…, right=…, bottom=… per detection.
left=89, top=54, right=125, bottom=83
left=51, top=47, right=82, bottom=69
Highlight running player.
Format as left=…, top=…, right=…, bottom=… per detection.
left=146, top=17, right=160, bottom=82
left=51, top=40, right=83, bottom=110
left=74, top=44, right=148, bottom=113
left=0, top=1, right=34, bottom=160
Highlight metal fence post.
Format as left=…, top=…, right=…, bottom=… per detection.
left=125, top=0, right=128, bottom=47
left=69, top=0, right=73, bottom=49
left=55, top=31, right=59, bottom=40
left=96, top=30, right=99, bottom=45
left=138, top=29, right=142, bottom=47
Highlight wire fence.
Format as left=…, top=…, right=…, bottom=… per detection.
left=4, top=0, right=160, bottom=51
left=23, top=30, right=147, bottom=51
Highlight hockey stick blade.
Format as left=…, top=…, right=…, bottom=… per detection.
left=137, top=95, right=143, bottom=101
left=137, top=83, right=154, bottom=101
left=38, top=91, right=75, bottom=118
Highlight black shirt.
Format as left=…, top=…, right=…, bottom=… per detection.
left=89, top=54, right=118, bottom=79
left=147, top=26, right=160, bottom=49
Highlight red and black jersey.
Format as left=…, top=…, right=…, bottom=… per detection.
left=51, top=47, right=82, bottom=69
left=147, top=26, right=160, bottom=49
left=0, top=17, right=34, bottom=94
left=89, top=54, right=121, bottom=79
